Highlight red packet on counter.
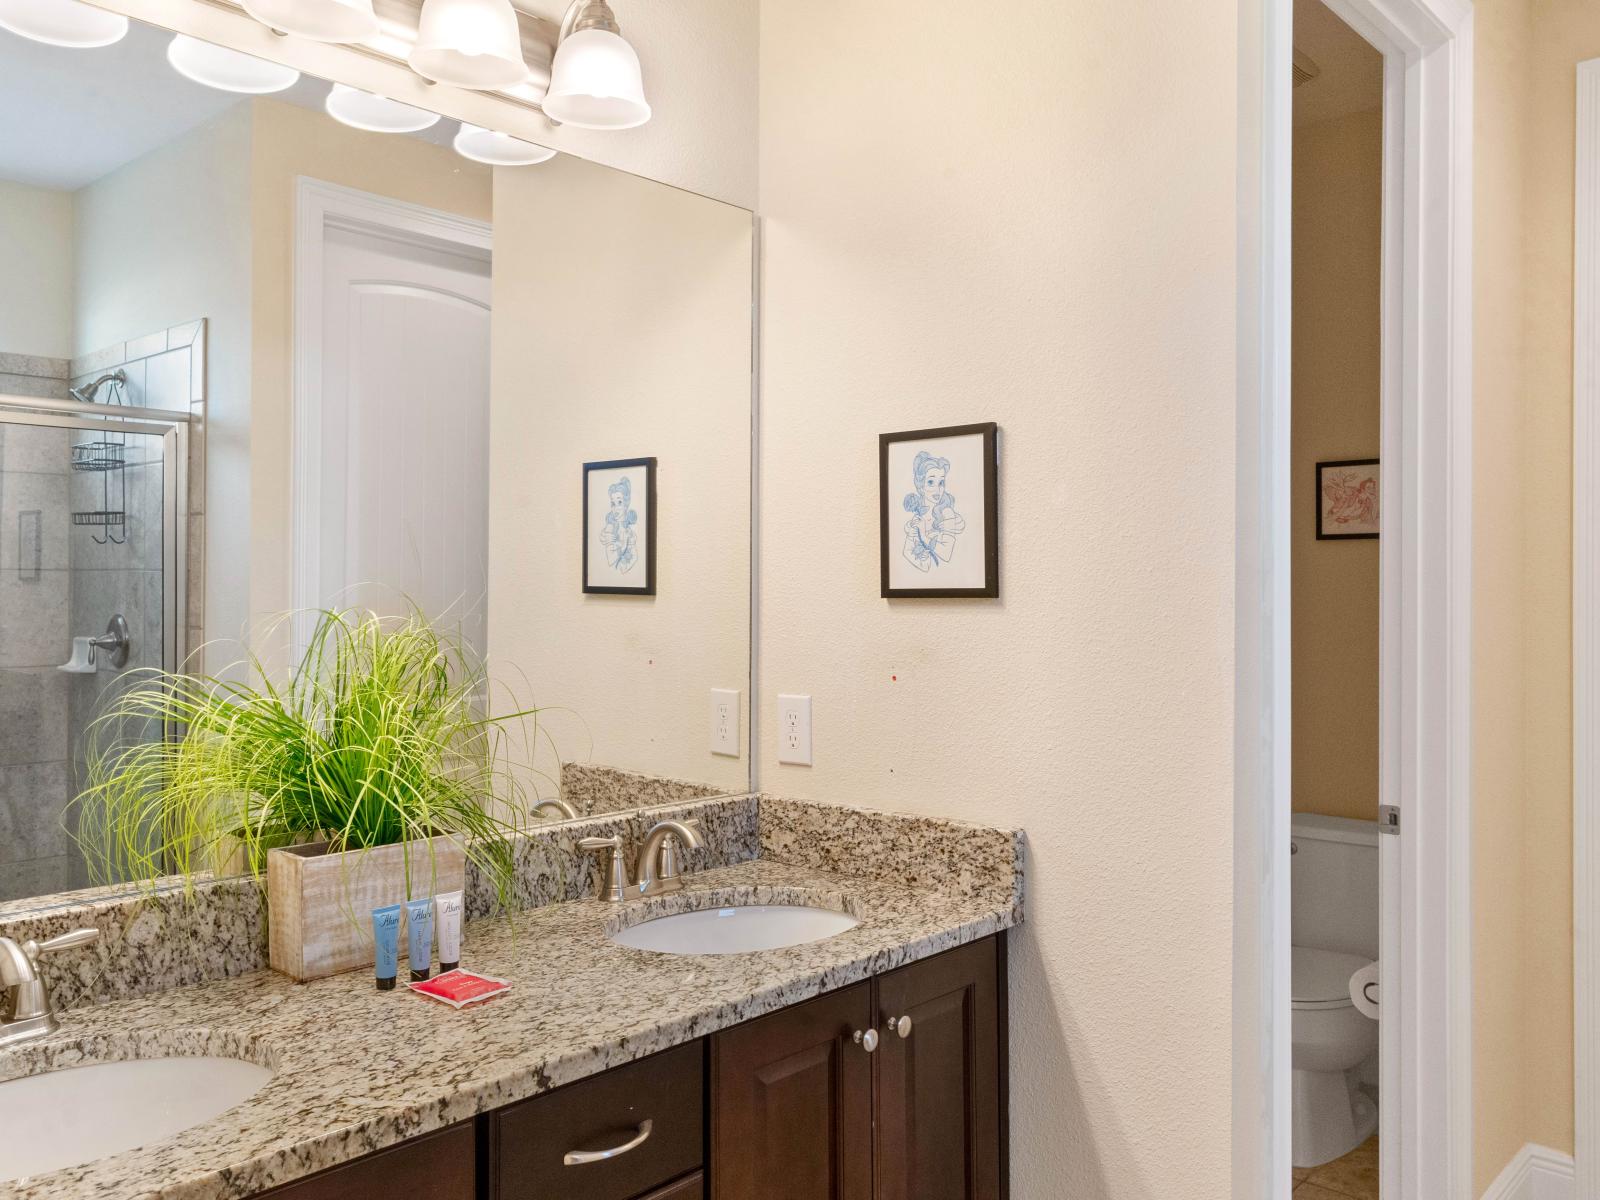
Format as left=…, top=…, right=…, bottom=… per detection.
left=408, top=969, right=511, bottom=1009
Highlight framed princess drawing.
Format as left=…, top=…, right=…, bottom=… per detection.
left=1316, top=458, right=1380, bottom=540
left=583, top=457, right=656, bottom=594
left=879, top=422, right=999, bottom=598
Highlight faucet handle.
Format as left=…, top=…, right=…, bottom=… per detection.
left=22, top=928, right=98, bottom=961
left=578, top=836, right=630, bottom=903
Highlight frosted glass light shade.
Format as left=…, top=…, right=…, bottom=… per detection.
left=543, top=27, right=649, bottom=130
left=453, top=123, right=556, bottom=166
left=167, top=35, right=299, bottom=93
left=0, top=0, right=127, bottom=47
left=325, top=85, right=441, bottom=133
left=409, top=0, right=528, bottom=89
left=241, top=0, right=378, bottom=42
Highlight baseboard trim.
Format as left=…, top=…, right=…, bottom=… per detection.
left=1480, top=1143, right=1576, bottom=1200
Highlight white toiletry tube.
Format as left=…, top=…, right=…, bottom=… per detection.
left=436, top=891, right=463, bottom=973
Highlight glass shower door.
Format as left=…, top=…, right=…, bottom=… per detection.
left=0, top=405, right=185, bottom=899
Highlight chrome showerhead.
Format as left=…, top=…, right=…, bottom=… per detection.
left=70, top=369, right=126, bottom=404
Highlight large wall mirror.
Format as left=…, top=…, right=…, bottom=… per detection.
left=0, top=16, right=753, bottom=905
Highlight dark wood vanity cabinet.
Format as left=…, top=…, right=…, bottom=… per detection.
left=709, top=937, right=1004, bottom=1200
left=710, top=980, right=876, bottom=1200
left=258, top=937, right=1004, bottom=1200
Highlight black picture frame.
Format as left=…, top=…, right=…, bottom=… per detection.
left=1315, top=457, right=1380, bottom=541
left=879, top=422, right=999, bottom=598
left=583, top=457, right=657, bottom=595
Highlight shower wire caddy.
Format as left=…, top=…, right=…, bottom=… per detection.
left=69, top=381, right=130, bottom=544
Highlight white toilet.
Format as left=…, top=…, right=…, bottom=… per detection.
left=1291, top=813, right=1380, bottom=1168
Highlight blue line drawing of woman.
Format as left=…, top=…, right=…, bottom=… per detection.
left=902, top=450, right=966, bottom=573
left=599, top=476, right=639, bottom=573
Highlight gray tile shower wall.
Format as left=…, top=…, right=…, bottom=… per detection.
left=0, top=351, right=69, bottom=401
left=0, top=405, right=74, bottom=901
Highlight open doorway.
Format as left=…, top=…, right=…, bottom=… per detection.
left=1289, top=1, right=1384, bottom=1191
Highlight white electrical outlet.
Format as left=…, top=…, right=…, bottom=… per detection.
left=710, top=688, right=740, bottom=756
left=777, top=694, right=812, bottom=766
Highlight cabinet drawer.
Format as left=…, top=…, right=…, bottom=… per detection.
left=260, top=1121, right=474, bottom=1199
left=495, top=1040, right=704, bottom=1200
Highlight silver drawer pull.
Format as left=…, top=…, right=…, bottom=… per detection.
left=562, top=1118, right=653, bottom=1166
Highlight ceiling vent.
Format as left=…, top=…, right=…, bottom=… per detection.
left=1293, top=48, right=1321, bottom=88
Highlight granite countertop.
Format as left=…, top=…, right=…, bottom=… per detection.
left=0, top=855, right=1020, bottom=1200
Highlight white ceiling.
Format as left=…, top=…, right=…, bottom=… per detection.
left=0, top=18, right=457, bottom=192
left=1292, top=0, right=1382, bottom=128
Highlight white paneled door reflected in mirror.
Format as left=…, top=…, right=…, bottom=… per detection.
left=0, top=15, right=754, bottom=906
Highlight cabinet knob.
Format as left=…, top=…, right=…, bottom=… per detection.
left=888, top=1014, right=912, bottom=1039
left=853, top=1027, right=879, bottom=1053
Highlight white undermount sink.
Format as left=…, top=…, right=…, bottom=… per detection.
left=0, top=1056, right=273, bottom=1181
left=611, top=903, right=860, bottom=955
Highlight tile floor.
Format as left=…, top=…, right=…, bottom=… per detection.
left=1292, top=1135, right=1378, bottom=1199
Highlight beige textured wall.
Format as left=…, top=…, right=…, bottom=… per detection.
left=246, top=98, right=492, bottom=663
left=1473, top=0, right=1535, bottom=1184
left=1291, top=106, right=1382, bottom=823
left=1517, top=0, right=1600, bottom=1161
left=757, top=0, right=1236, bottom=1193
left=0, top=180, right=73, bottom=360
left=486, top=154, right=752, bottom=794
left=1472, top=0, right=1600, bottom=1186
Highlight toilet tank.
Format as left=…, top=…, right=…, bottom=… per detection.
left=1290, top=813, right=1379, bottom=959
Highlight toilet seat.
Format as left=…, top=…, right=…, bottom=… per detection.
left=1293, top=946, right=1374, bottom=1011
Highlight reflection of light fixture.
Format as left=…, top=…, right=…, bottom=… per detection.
left=0, top=0, right=127, bottom=47
left=241, top=0, right=378, bottom=42
left=167, top=34, right=299, bottom=92
left=409, top=0, right=528, bottom=89
left=325, top=85, right=441, bottom=133
left=544, top=0, right=649, bottom=130
left=453, top=123, right=556, bottom=165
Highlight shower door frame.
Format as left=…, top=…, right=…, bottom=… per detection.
left=0, top=392, right=190, bottom=701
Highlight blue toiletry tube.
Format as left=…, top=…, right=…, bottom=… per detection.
left=435, top=891, right=463, bottom=973
left=372, top=903, right=401, bottom=991
left=406, top=896, right=434, bottom=982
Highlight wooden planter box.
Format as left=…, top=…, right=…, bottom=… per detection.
left=267, top=835, right=465, bottom=981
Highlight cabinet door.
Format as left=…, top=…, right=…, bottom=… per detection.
left=711, top=981, right=874, bottom=1200
left=874, top=938, right=1002, bottom=1200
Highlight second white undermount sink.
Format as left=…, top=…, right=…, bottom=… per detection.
left=611, top=904, right=859, bottom=955
left=0, top=1055, right=273, bottom=1182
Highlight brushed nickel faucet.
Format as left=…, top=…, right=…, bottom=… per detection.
left=534, top=798, right=580, bottom=821
left=0, top=928, right=99, bottom=1049
left=634, top=819, right=703, bottom=897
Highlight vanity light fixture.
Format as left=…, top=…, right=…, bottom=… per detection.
left=408, top=0, right=528, bottom=90
left=453, top=122, right=556, bottom=165
left=167, top=33, right=299, bottom=93
left=241, top=0, right=378, bottom=42
left=0, top=0, right=126, bottom=47
left=325, top=84, right=441, bottom=132
left=543, top=0, right=649, bottom=130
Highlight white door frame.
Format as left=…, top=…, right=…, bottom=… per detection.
left=1573, top=55, right=1600, bottom=1200
left=290, top=176, right=493, bottom=641
left=1235, top=0, right=1474, bottom=1196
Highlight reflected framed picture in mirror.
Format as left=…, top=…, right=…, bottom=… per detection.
left=584, top=457, right=657, bottom=594
left=1315, top=458, right=1380, bottom=540
left=879, top=422, right=999, bottom=598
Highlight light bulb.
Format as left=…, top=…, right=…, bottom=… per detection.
left=453, top=123, right=556, bottom=165
left=167, top=34, right=300, bottom=93
left=0, top=0, right=127, bottom=48
left=241, top=0, right=378, bottom=42
left=409, top=0, right=528, bottom=90
left=544, top=26, right=649, bottom=130
left=325, top=85, right=441, bottom=133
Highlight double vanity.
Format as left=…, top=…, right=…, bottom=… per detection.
left=0, top=789, right=1024, bottom=1199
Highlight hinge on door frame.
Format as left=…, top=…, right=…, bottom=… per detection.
left=1378, top=805, right=1400, bottom=834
